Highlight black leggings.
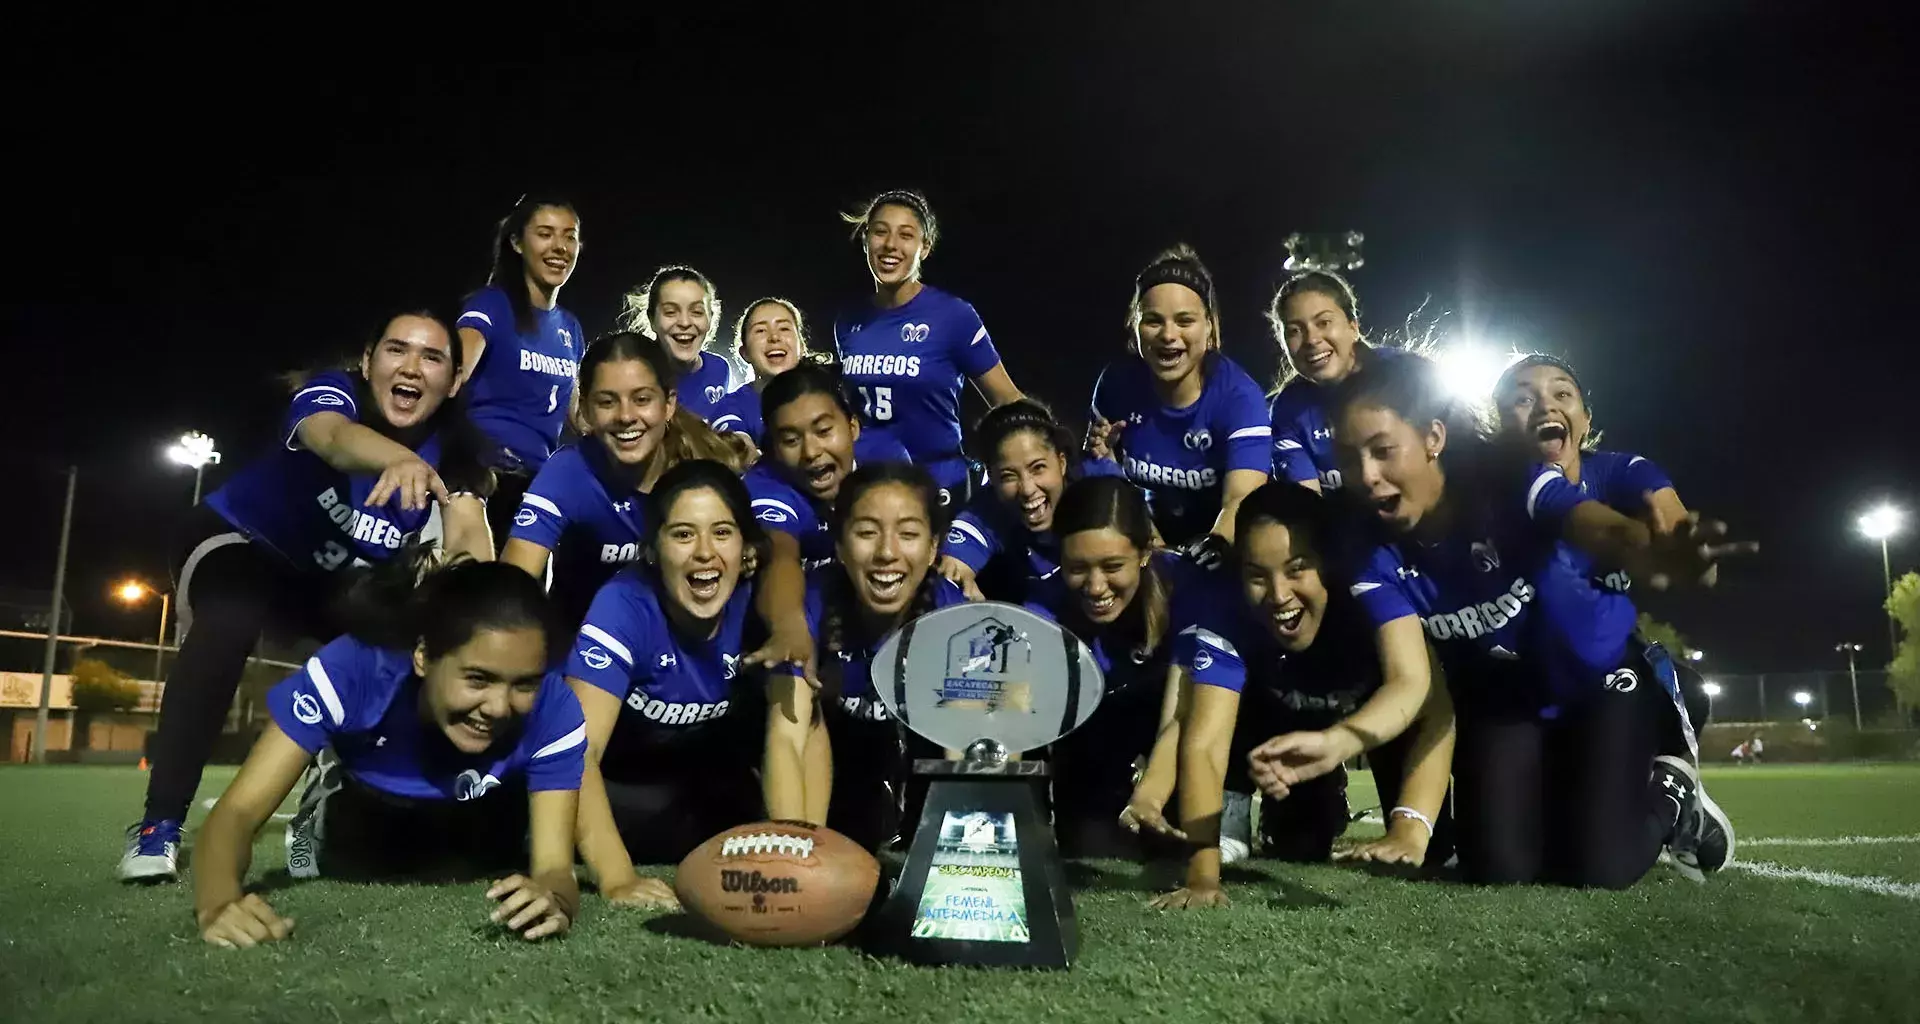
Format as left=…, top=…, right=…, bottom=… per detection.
left=824, top=715, right=904, bottom=853
left=143, top=510, right=334, bottom=823
left=287, top=756, right=527, bottom=881
left=1452, top=654, right=1670, bottom=888
left=602, top=763, right=762, bottom=865
left=487, top=467, right=533, bottom=555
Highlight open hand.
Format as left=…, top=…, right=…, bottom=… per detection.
left=1149, top=886, right=1231, bottom=911
left=602, top=876, right=681, bottom=911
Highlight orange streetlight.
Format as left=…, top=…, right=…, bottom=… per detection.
left=113, top=580, right=170, bottom=686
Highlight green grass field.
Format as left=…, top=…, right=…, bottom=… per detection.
left=1, top=764, right=1913, bottom=1024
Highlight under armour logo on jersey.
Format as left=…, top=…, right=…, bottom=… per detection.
left=291, top=691, right=323, bottom=725
left=613, top=500, right=634, bottom=513
left=1472, top=539, right=1501, bottom=573
left=1126, top=412, right=1144, bottom=425
left=1396, top=566, right=1421, bottom=580
left=901, top=322, right=931, bottom=343
left=658, top=652, right=678, bottom=669
left=1312, top=427, right=1332, bottom=440
left=374, top=736, right=387, bottom=747
left=1183, top=430, right=1214, bottom=451
left=705, top=385, right=725, bottom=404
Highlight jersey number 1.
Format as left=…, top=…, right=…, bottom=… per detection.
left=858, top=385, right=894, bottom=422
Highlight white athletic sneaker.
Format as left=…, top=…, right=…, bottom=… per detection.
left=118, top=819, right=183, bottom=882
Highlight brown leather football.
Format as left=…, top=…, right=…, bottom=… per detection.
left=675, top=821, right=881, bottom=947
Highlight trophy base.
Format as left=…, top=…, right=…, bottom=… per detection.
left=873, top=770, right=1076, bottom=969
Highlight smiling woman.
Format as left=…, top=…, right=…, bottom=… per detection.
left=119, top=311, right=497, bottom=886
left=561, top=460, right=773, bottom=907
left=455, top=197, right=586, bottom=547
left=1088, top=245, right=1270, bottom=554
left=618, top=266, right=734, bottom=423
left=188, top=559, right=586, bottom=948
left=707, top=297, right=812, bottom=443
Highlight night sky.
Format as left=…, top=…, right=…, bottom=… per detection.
left=6, top=5, right=1915, bottom=673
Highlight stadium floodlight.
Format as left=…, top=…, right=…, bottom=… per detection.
left=166, top=430, right=222, bottom=506
left=1856, top=503, right=1904, bottom=662
left=1434, top=343, right=1524, bottom=402
left=1687, top=649, right=1705, bottom=663
left=1792, top=690, right=1813, bottom=708
left=1701, top=681, right=1722, bottom=698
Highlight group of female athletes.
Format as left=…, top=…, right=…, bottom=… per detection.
left=115, top=190, right=1753, bottom=947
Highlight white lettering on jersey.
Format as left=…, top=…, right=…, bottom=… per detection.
left=624, top=692, right=730, bottom=724
left=840, top=353, right=924, bottom=377
left=518, top=349, right=580, bottom=377
left=1421, top=577, right=1536, bottom=642
left=598, top=543, right=640, bottom=564
left=316, top=487, right=416, bottom=551
left=1122, top=456, right=1218, bottom=491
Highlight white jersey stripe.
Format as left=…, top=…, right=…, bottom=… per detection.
left=531, top=723, right=588, bottom=760
left=305, top=657, right=347, bottom=726
left=520, top=493, right=563, bottom=518
left=578, top=624, right=634, bottom=667
left=949, top=519, right=990, bottom=548
left=1228, top=426, right=1273, bottom=441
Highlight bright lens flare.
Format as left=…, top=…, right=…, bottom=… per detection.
left=1701, top=681, right=1722, bottom=697
left=167, top=430, right=222, bottom=469
left=1792, top=691, right=1814, bottom=707
left=114, top=581, right=150, bottom=604
left=1434, top=344, right=1525, bottom=402
left=1858, top=505, right=1904, bottom=541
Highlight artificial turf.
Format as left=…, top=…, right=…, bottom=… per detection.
left=0, top=763, right=1911, bottom=1023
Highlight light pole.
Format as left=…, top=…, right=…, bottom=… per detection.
left=1835, top=642, right=1864, bottom=731
left=115, top=580, right=170, bottom=687
left=33, top=467, right=78, bottom=764
left=167, top=430, right=222, bottom=507
left=1858, top=504, right=1904, bottom=662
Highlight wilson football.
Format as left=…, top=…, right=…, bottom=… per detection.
left=675, top=820, right=880, bottom=947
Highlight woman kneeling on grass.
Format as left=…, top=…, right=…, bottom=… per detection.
left=193, top=558, right=587, bottom=947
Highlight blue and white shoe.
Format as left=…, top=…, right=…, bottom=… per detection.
left=118, top=819, right=183, bottom=882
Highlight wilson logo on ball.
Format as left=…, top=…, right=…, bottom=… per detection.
left=720, top=833, right=817, bottom=859
left=721, top=870, right=801, bottom=894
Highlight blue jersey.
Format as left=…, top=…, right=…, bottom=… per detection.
left=1268, top=347, right=1410, bottom=491
left=1345, top=464, right=1637, bottom=715
left=565, top=568, right=752, bottom=769
left=205, top=371, right=446, bottom=575
left=804, top=570, right=967, bottom=722
left=675, top=351, right=734, bottom=423
left=509, top=442, right=648, bottom=628
left=833, top=285, right=1005, bottom=492
left=745, top=432, right=912, bottom=568
left=268, top=635, right=587, bottom=800
left=1189, top=573, right=1381, bottom=729
left=1090, top=355, right=1271, bottom=545
left=940, top=462, right=1126, bottom=602
left=456, top=286, right=583, bottom=470
left=708, top=385, right=763, bottom=442
left=1572, top=449, right=1675, bottom=594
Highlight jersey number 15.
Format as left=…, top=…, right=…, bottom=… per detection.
left=857, top=385, right=894, bottom=422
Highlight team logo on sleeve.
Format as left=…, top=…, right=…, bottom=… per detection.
left=581, top=646, right=614, bottom=671
left=1471, top=539, right=1502, bottom=573
left=454, top=770, right=502, bottom=801
left=1182, top=429, right=1214, bottom=451
left=901, top=322, right=931, bottom=343
left=1193, top=648, right=1215, bottom=671
left=947, top=527, right=967, bottom=545
left=313, top=393, right=345, bottom=407
left=757, top=506, right=792, bottom=524
left=291, top=691, right=323, bottom=725
left=514, top=507, right=538, bottom=528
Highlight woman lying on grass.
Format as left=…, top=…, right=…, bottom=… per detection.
left=192, top=557, right=587, bottom=947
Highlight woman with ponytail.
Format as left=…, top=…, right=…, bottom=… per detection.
left=500, top=332, right=749, bottom=630
left=191, top=558, right=586, bottom=947
left=454, top=196, right=586, bottom=542
left=761, top=463, right=966, bottom=852
left=1089, top=245, right=1270, bottom=560
left=937, top=398, right=1121, bottom=603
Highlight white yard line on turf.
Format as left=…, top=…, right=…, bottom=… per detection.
left=1744, top=834, right=1920, bottom=847
left=1729, top=860, right=1920, bottom=900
